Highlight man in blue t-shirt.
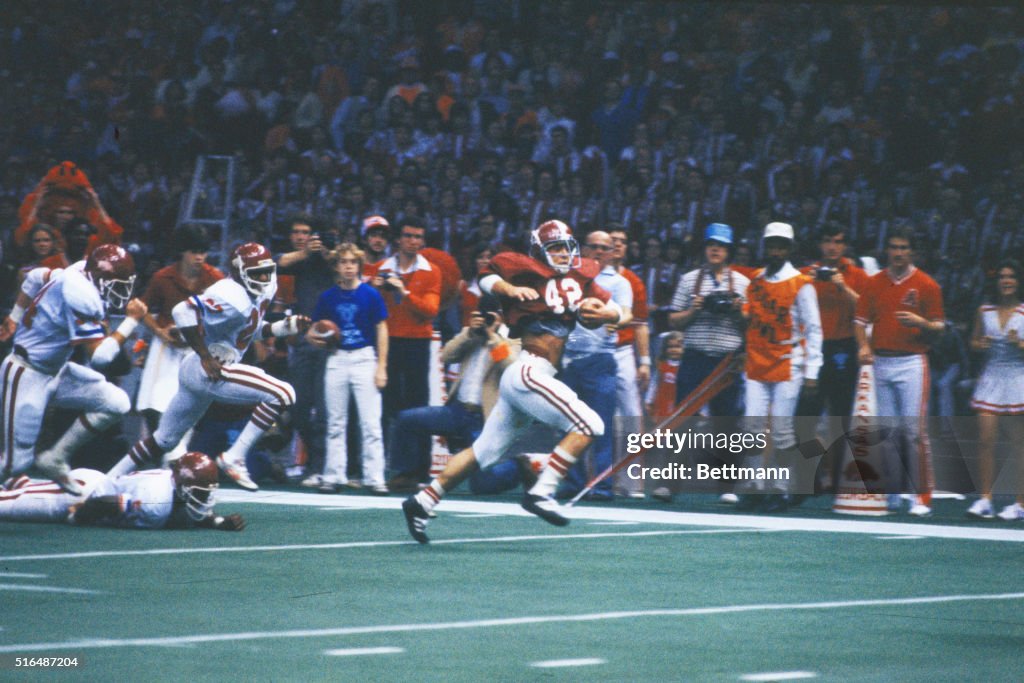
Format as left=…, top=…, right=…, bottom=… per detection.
left=307, top=243, right=389, bottom=492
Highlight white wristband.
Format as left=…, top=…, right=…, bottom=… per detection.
left=9, top=303, right=25, bottom=324
left=270, top=317, right=298, bottom=338
left=639, top=355, right=652, bottom=366
left=116, top=317, right=139, bottom=338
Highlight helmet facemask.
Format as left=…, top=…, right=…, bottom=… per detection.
left=543, top=239, right=580, bottom=274
left=178, top=480, right=218, bottom=521
left=236, top=263, right=277, bottom=298
left=97, top=274, right=136, bottom=311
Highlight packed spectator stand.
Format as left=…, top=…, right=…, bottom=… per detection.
left=2, top=1, right=1022, bottom=431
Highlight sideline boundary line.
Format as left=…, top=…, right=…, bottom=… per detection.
left=216, top=490, right=1024, bottom=542
left=1, top=592, right=1022, bottom=653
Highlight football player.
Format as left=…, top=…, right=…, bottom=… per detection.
left=107, top=243, right=310, bottom=491
left=0, top=452, right=245, bottom=530
left=402, top=220, right=622, bottom=543
left=1, top=244, right=146, bottom=495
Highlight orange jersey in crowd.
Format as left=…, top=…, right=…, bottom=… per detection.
left=745, top=272, right=815, bottom=382
left=648, top=359, right=679, bottom=418
left=800, top=257, right=869, bottom=340
left=854, top=267, right=944, bottom=354
left=366, top=254, right=442, bottom=339
left=617, top=266, right=649, bottom=347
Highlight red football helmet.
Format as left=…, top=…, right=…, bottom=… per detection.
left=85, top=244, right=136, bottom=309
left=171, top=452, right=219, bottom=521
left=530, top=219, right=580, bottom=274
left=231, top=242, right=276, bottom=297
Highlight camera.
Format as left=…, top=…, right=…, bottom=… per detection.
left=703, top=291, right=739, bottom=315
left=313, top=232, right=336, bottom=250
left=377, top=269, right=401, bottom=291
left=483, top=312, right=497, bottom=327
left=816, top=266, right=836, bottom=282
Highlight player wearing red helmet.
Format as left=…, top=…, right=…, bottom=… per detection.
left=402, top=220, right=622, bottom=542
left=1, top=244, right=148, bottom=495
left=108, top=243, right=310, bottom=492
left=85, top=244, right=138, bottom=310
left=1, top=452, right=244, bottom=530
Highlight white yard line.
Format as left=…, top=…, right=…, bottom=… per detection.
left=323, top=647, right=404, bottom=657
left=740, top=672, right=818, bottom=681
left=530, top=658, right=606, bottom=668
left=0, top=584, right=98, bottom=595
left=0, top=592, right=1021, bottom=654
left=0, top=572, right=47, bottom=578
left=0, top=528, right=770, bottom=562
left=217, top=490, right=1024, bottom=543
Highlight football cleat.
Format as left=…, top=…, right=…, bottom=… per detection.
left=521, top=493, right=570, bottom=526
left=34, top=451, right=82, bottom=495
left=216, top=454, right=259, bottom=491
left=402, top=497, right=431, bottom=544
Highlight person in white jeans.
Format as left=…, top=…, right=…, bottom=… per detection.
left=307, top=243, right=389, bottom=493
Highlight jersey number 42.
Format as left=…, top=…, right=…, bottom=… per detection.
left=544, top=278, right=584, bottom=314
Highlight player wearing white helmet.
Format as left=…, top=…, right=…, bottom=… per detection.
left=107, top=243, right=310, bottom=491
left=402, top=219, right=622, bottom=543
left=0, top=244, right=147, bottom=495
left=0, top=452, right=244, bottom=530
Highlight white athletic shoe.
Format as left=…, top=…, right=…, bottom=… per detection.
left=907, top=502, right=932, bottom=517
left=966, top=498, right=994, bottom=520
left=300, top=474, right=324, bottom=488
left=719, top=492, right=740, bottom=505
left=34, top=450, right=82, bottom=495
left=217, top=454, right=258, bottom=491
left=997, top=502, right=1024, bottom=521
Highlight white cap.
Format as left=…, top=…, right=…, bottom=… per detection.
left=763, top=222, right=794, bottom=241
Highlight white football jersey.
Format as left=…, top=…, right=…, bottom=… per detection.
left=109, top=469, right=177, bottom=529
left=13, top=266, right=106, bottom=375
left=186, top=278, right=276, bottom=363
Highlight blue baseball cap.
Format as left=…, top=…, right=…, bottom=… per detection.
left=704, top=223, right=733, bottom=245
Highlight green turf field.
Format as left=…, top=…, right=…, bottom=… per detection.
left=2, top=490, right=1022, bottom=681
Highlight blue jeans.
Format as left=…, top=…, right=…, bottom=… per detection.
left=560, top=353, right=618, bottom=495
left=389, top=402, right=483, bottom=480
left=675, top=349, right=741, bottom=417
left=288, top=341, right=327, bottom=474
left=384, top=337, right=431, bottom=452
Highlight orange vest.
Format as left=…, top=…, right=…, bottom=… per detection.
left=745, top=274, right=812, bottom=382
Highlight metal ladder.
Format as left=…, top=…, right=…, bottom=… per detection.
left=177, top=155, right=237, bottom=268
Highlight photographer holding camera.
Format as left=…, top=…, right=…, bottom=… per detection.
left=386, top=298, right=517, bottom=492
left=366, top=217, right=442, bottom=448
left=665, top=223, right=749, bottom=502
left=275, top=215, right=337, bottom=486
left=798, top=222, right=868, bottom=427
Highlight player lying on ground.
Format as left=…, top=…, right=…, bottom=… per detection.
left=107, top=243, right=309, bottom=491
left=0, top=452, right=244, bottom=530
left=402, top=219, right=621, bottom=543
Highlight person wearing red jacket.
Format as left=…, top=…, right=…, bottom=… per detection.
left=366, top=217, right=442, bottom=445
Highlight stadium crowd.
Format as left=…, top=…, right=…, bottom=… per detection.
left=2, top=1, right=1024, bottom=519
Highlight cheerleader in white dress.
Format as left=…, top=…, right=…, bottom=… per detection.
left=967, top=260, right=1024, bottom=520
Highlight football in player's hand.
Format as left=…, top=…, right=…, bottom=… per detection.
left=576, top=297, right=605, bottom=329
left=308, top=319, right=340, bottom=345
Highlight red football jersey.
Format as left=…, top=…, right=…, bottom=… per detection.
left=482, top=252, right=610, bottom=337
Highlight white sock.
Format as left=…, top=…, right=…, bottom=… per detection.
left=414, top=480, right=445, bottom=513
left=529, top=446, right=577, bottom=498
left=223, top=420, right=265, bottom=464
